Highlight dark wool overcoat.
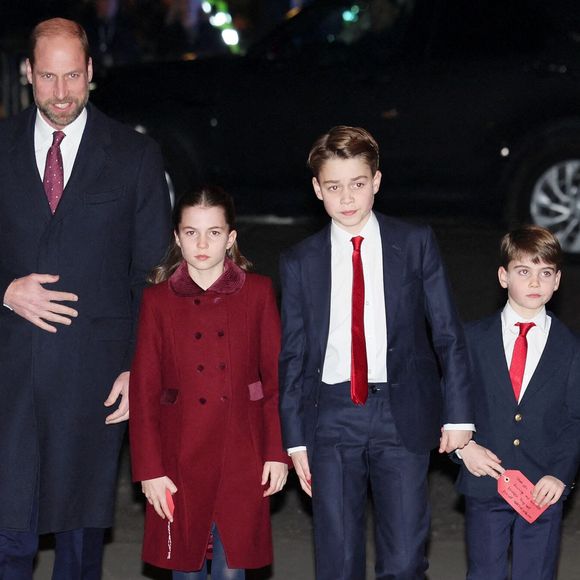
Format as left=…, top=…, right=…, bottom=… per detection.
left=130, top=260, right=289, bottom=571
left=0, top=104, right=171, bottom=533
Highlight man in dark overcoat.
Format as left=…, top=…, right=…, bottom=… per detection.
left=0, top=17, right=171, bottom=579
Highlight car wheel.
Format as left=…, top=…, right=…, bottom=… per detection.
left=508, top=137, right=580, bottom=254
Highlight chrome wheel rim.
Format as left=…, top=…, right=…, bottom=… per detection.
left=530, top=160, right=580, bottom=253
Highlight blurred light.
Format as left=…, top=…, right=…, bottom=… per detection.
left=134, top=124, right=147, bottom=134
left=286, top=7, right=301, bottom=19
left=342, top=10, right=356, bottom=22
left=221, top=29, right=239, bottom=46
left=201, top=1, right=212, bottom=14
left=500, top=147, right=510, bottom=157
left=210, top=11, right=231, bottom=27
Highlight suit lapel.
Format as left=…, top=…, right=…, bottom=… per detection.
left=477, top=314, right=517, bottom=405
left=53, top=105, right=111, bottom=224
left=306, top=226, right=332, bottom=363
left=377, top=216, right=404, bottom=335
left=520, top=316, right=568, bottom=405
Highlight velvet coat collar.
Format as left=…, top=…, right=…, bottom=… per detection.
left=169, top=258, right=246, bottom=296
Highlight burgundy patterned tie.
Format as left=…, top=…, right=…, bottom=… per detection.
left=509, top=322, right=535, bottom=402
left=43, top=130, right=65, bottom=213
left=350, top=236, right=368, bottom=405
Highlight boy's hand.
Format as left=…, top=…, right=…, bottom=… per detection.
left=261, top=461, right=289, bottom=497
left=290, top=450, right=312, bottom=497
left=439, top=429, right=472, bottom=453
left=460, top=442, right=504, bottom=479
left=533, top=476, right=565, bottom=507
left=141, top=475, right=178, bottom=521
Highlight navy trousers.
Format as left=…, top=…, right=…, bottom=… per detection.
left=311, top=382, right=430, bottom=580
left=0, top=494, right=105, bottom=580
left=465, top=494, right=563, bottom=580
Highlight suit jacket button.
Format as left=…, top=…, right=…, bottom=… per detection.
left=513, top=439, right=520, bottom=447
left=514, top=413, right=522, bottom=422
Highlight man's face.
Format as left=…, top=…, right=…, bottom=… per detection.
left=312, top=156, right=381, bottom=234
left=26, top=35, right=93, bottom=129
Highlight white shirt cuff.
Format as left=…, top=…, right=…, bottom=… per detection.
left=287, top=446, right=307, bottom=455
left=443, top=423, right=475, bottom=431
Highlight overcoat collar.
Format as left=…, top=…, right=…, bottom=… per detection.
left=169, top=258, right=246, bottom=296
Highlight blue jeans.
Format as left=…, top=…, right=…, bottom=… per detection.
left=172, top=523, right=245, bottom=580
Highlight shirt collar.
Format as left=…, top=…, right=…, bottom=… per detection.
left=330, top=211, right=380, bottom=249
left=501, top=301, right=549, bottom=335
left=35, top=107, right=88, bottom=144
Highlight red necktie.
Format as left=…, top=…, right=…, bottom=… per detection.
left=350, top=236, right=368, bottom=405
left=509, top=322, right=535, bottom=402
left=43, top=130, right=66, bottom=214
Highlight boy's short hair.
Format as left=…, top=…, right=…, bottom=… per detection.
left=500, top=225, right=563, bottom=270
left=307, top=125, right=380, bottom=177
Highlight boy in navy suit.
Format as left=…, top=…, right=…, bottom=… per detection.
left=279, top=126, right=473, bottom=579
left=456, top=225, right=580, bottom=580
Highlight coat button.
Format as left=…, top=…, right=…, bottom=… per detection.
left=220, top=395, right=228, bottom=402
left=199, top=398, right=207, bottom=405
left=194, top=332, right=202, bottom=339
left=197, top=364, right=204, bottom=372
left=513, top=439, right=520, bottom=447
left=514, top=413, right=522, bottom=422
left=194, top=299, right=201, bottom=305
left=217, top=330, right=225, bottom=337
left=218, top=363, right=226, bottom=370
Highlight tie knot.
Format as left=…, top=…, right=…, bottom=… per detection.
left=515, top=322, right=535, bottom=337
left=351, top=236, right=364, bottom=252
left=52, top=131, right=65, bottom=147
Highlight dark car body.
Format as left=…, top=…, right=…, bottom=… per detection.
left=91, top=0, right=580, bottom=250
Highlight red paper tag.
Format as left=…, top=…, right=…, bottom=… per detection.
left=166, top=489, right=175, bottom=517
left=497, top=469, right=548, bottom=523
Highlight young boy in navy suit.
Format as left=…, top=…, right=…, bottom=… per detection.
left=456, top=225, right=580, bottom=580
left=279, top=126, right=474, bottom=579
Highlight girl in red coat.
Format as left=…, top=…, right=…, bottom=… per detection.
left=130, top=186, right=289, bottom=578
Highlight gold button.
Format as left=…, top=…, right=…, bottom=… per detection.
left=513, top=439, right=520, bottom=447
left=515, top=413, right=522, bottom=422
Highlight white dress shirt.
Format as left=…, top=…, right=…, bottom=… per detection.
left=322, top=212, right=388, bottom=384
left=502, top=301, right=550, bottom=403
left=34, top=108, right=87, bottom=188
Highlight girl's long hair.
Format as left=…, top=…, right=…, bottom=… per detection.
left=148, top=186, right=252, bottom=284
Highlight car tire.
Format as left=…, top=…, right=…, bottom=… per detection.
left=506, top=129, right=580, bottom=254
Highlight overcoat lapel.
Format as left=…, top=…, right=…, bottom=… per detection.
left=306, top=226, right=331, bottom=364
left=8, top=108, right=51, bottom=222
left=53, top=105, right=110, bottom=224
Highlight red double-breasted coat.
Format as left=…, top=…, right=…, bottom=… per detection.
left=130, top=260, right=288, bottom=571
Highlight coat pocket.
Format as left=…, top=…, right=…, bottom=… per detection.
left=161, top=388, right=179, bottom=405
left=248, top=381, right=264, bottom=401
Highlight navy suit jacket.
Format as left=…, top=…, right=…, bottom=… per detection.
left=279, top=212, right=473, bottom=455
left=456, top=312, right=580, bottom=497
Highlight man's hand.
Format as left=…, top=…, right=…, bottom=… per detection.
left=3, top=274, right=78, bottom=332
left=533, top=475, right=565, bottom=507
left=439, top=429, right=472, bottom=453
left=142, top=476, right=178, bottom=521
left=261, top=461, right=289, bottom=497
left=460, top=442, right=504, bottom=479
left=104, top=371, right=130, bottom=424
left=290, top=450, right=312, bottom=497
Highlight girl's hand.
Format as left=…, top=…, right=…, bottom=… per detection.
left=460, top=442, right=504, bottom=479
left=141, top=476, right=178, bottom=521
left=261, top=461, right=289, bottom=497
